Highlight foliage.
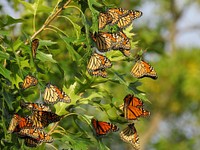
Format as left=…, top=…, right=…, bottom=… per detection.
left=0, top=0, right=147, bottom=149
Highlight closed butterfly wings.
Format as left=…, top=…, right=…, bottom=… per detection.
left=91, top=118, right=119, bottom=136
left=122, top=94, right=150, bottom=120
left=120, top=123, right=140, bottom=150
left=117, top=10, right=143, bottom=29
left=21, top=75, right=38, bottom=89
left=44, top=83, right=71, bottom=104
left=131, top=60, right=158, bottom=79
left=31, top=39, right=39, bottom=58
left=87, top=52, right=112, bottom=78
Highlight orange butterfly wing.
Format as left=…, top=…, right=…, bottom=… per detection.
left=28, top=111, right=62, bottom=128
left=123, top=94, right=150, bottom=120
left=131, top=60, right=158, bottom=79
left=91, top=118, right=119, bottom=136
left=21, top=75, right=38, bottom=89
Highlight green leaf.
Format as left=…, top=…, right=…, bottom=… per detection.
left=65, top=16, right=81, bottom=39
left=37, top=51, right=57, bottom=63
left=19, top=0, right=34, bottom=13
left=13, top=38, right=23, bottom=51
left=0, top=30, right=10, bottom=36
left=0, top=64, right=12, bottom=81
left=0, top=15, right=23, bottom=27
left=10, top=74, right=23, bottom=89
left=0, top=51, right=10, bottom=60
left=20, top=60, right=30, bottom=69
left=2, top=89, right=14, bottom=111
left=60, top=35, right=81, bottom=61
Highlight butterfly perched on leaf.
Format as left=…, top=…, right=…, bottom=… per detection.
left=121, top=94, right=150, bottom=120
left=87, top=52, right=112, bottom=78
left=20, top=100, right=51, bottom=112
left=130, top=60, right=158, bottom=79
left=44, top=83, right=71, bottom=104
left=98, top=8, right=142, bottom=30
left=18, top=128, right=53, bottom=143
left=91, top=31, right=131, bottom=56
left=28, top=111, right=63, bottom=129
left=91, top=118, right=119, bottom=136
left=21, top=75, right=38, bottom=89
left=31, top=39, right=39, bottom=58
left=120, top=123, right=140, bottom=150
left=8, top=114, right=33, bottom=133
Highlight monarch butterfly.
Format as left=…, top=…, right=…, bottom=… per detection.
left=31, top=39, right=39, bottom=58
left=87, top=52, right=112, bottom=78
left=130, top=60, right=158, bottom=79
left=91, top=32, right=118, bottom=52
left=44, top=83, right=71, bottom=104
left=21, top=75, right=38, bottom=89
left=91, top=118, right=119, bottom=136
left=117, top=10, right=143, bottom=29
left=24, top=137, right=39, bottom=147
left=107, top=8, right=129, bottom=25
left=112, top=31, right=131, bottom=56
left=18, top=128, right=53, bottom=143
left=20, top=101, right=51, bottom=112
left=28, top=111, right=62, bottom=128
left=120, top=123, right=140, bottom=150
left=8, top=114, right=33, bottom=133
left=122, top=94, right=150, bottom=120
left=98, top=8, right=139, bottom=30
left=98, top=13, right=112, bottom=30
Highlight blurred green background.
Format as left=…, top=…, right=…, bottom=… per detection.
left=0, top=0, right=200, bottom=150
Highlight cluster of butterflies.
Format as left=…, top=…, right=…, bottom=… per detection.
left=87, top=8, right=158, bottom=80
left=9, top=75, right=71, bottom=147
left=9, top=7, right=157, bottom=150
left=91, top=94, right=150, bottom=150
left=87, top=8, right=158, bottom=150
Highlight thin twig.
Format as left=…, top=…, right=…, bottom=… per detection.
left=28, top=0, right=72, bottom=43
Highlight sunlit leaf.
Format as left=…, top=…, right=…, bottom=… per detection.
left=37, top=51, right=57, bottom=63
